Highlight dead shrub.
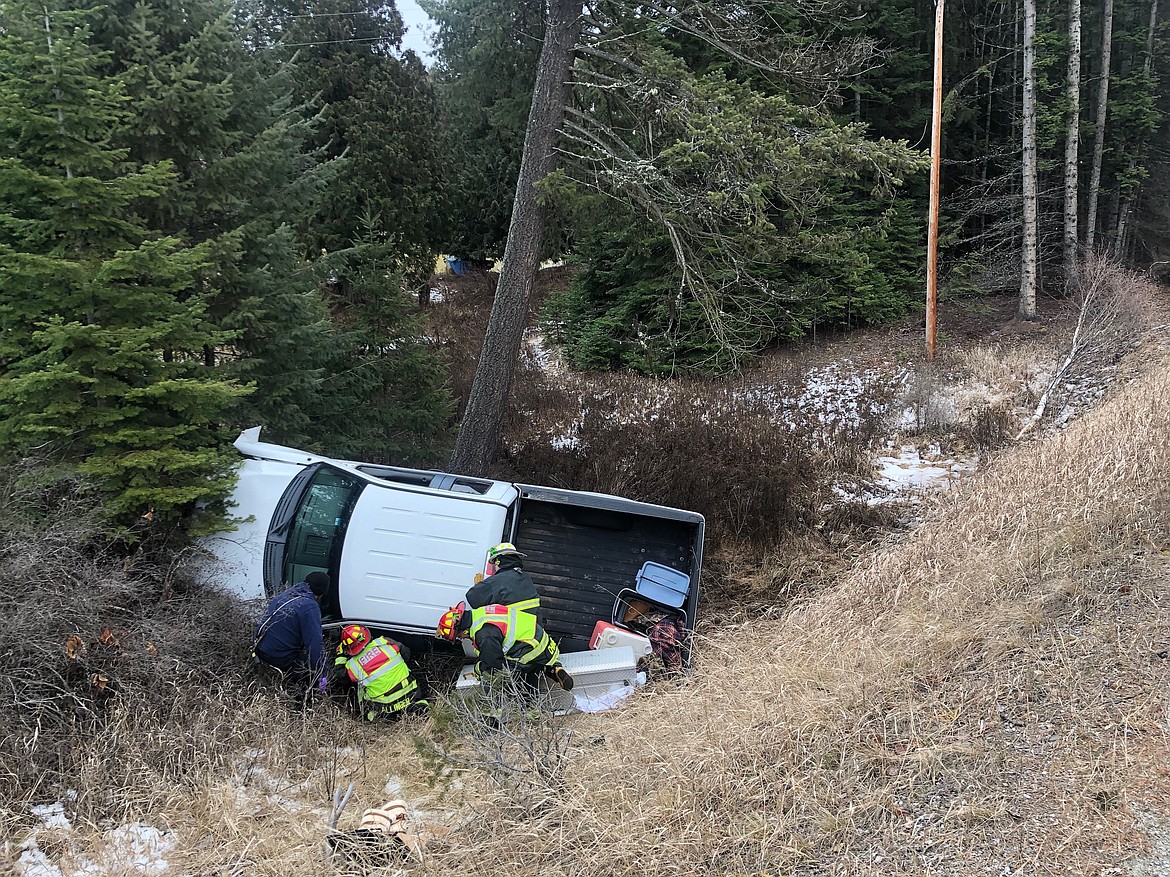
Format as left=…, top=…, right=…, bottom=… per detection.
left=499, top=372, right=827, bottom=546
left=427, top=267, right=579, bottom=419
left=1017, top=256, right=1157, bottom=439
left=0, top=466, right=284, bottom=828
left=898, top=361, right=956, bottom=435
left=419, top=672, right=576, bottom=805
left=426, top=272, right=499, bottom=418
left=957, top=401, right=1015, bottom=450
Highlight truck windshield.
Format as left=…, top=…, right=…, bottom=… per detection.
left=282, top=466, right=364, bottom=591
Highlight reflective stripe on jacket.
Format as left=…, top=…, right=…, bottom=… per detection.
left=468, top=603, right=558, bottom=668
left=344, top=637, right=417, bottom=711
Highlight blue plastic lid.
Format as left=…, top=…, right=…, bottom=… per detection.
left=635, top=561, right=689, bottom=608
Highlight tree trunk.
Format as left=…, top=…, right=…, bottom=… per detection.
left=926, top=0, right=945, bottom=359
left=1020, top=0, right=1039, bottom=319
left=448, top=0, right=581, bottom=476
left=1063, top=0, right=1082, bottom=281
left=1085, top=0, right=1114, bottom=253
left=1112, top=0, right=1158, bottom=258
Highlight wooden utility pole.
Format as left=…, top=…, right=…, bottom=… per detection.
left=926, top=0, right=945, bottom=360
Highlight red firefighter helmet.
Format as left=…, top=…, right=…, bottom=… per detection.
left=338, top=624, right=372, bottom=656
left=436, top=602, right=466, bottom=641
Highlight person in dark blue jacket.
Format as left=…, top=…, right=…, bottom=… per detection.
left=253, top=571, right=329, bottom=685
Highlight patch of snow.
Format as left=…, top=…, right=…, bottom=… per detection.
left=549, top=429, right=580, bottom=451
left=17, top=821, right=175, bottom=877
left=231, top=750, right=311, bottom=813
left=18, top=841, right=65, bottom=877
left=798, top=363, right=902, bottom=431
left=524, top=331, right=563, bottom=376
left=74, top=823, right=174, bottom=876
left=32, top=803, right=71, bottom=832
left=877, top=445, right=976, bottom=494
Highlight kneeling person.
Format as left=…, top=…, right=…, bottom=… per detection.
left=435, top=601, right=573, bottom=691
left=334, top=625, right=426, bottom=720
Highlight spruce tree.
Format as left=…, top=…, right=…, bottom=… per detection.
left=280, top=0, right=445, bottom=288
left=425, top=0, right=544, bottom=261
left=89, top=0, right=336, bottom=449
left=0, top=0, right=247, bottom=530
left=266, top=0, right=454, bottom=462
left=313, top=241, right=453, bottom=465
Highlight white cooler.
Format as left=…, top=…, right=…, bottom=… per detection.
left=590, top=621, right=653, bottom=659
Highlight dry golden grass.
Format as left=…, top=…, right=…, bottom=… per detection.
left=7, top=278, right=1170, bottom=876
left=29, top=329, right=1161, bottom=877
left=403, top=335, right=1170, bottom=875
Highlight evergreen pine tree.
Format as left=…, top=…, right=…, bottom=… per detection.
left=425, top=0, right=544, bottom=261
left=280, top=0, right=445, bottom=288
left=264, top=0, right=454, bottom=461
left=89, top=0, right=336, bottom=449
left=0, top=0, right=247, bottom=530
left=313, top=240, right=454, bottom=465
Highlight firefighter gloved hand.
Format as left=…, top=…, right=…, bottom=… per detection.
left=317, top=676, right=329, bottom=694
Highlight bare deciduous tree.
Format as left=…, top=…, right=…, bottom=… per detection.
left=1015, top=257, right=1149, bottom=439
left=1085, top=0, right=1114, bottom=254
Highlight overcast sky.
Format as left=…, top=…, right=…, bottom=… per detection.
left=398, top=0, right=435, bottom=62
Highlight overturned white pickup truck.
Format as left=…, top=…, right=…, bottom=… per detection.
left=199, top=427, right=704, bottom=653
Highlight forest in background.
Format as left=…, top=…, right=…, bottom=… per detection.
left=0, top=0, right=1166, bottom=535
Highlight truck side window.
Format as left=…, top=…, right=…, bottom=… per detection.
left=283, top=466, right=363, bottom=593
left=448, top=477, right=492, bottom=495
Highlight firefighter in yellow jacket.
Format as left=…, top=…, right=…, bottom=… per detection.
left=333, top=624, right=426, bottom=720
left=435, top=600, right=573, bottom=690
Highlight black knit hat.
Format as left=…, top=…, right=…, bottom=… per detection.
left=304, top=571, right=331, bottom=597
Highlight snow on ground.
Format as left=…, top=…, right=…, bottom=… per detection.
left=523, top=330, right=564, bottom=376
left=18, top=806, right=175, bottom=877
left=876, top=443, right=977, bottom=496
left=30, top=803, right=71, bottom=832
left=797, top=363, right=909, bottom=431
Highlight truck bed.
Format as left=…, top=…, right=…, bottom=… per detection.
left=510, top=487, right=704, bottom=651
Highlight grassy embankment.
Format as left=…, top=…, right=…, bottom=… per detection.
left=3, top=268, right=1167, bottom=876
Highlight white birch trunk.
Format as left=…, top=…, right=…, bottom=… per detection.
left=1085, top=0, right=1114, bottom=254
left=1021, top=0, right=1039, bottom=320
left=1063, top=0, right=1082, bottom=280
